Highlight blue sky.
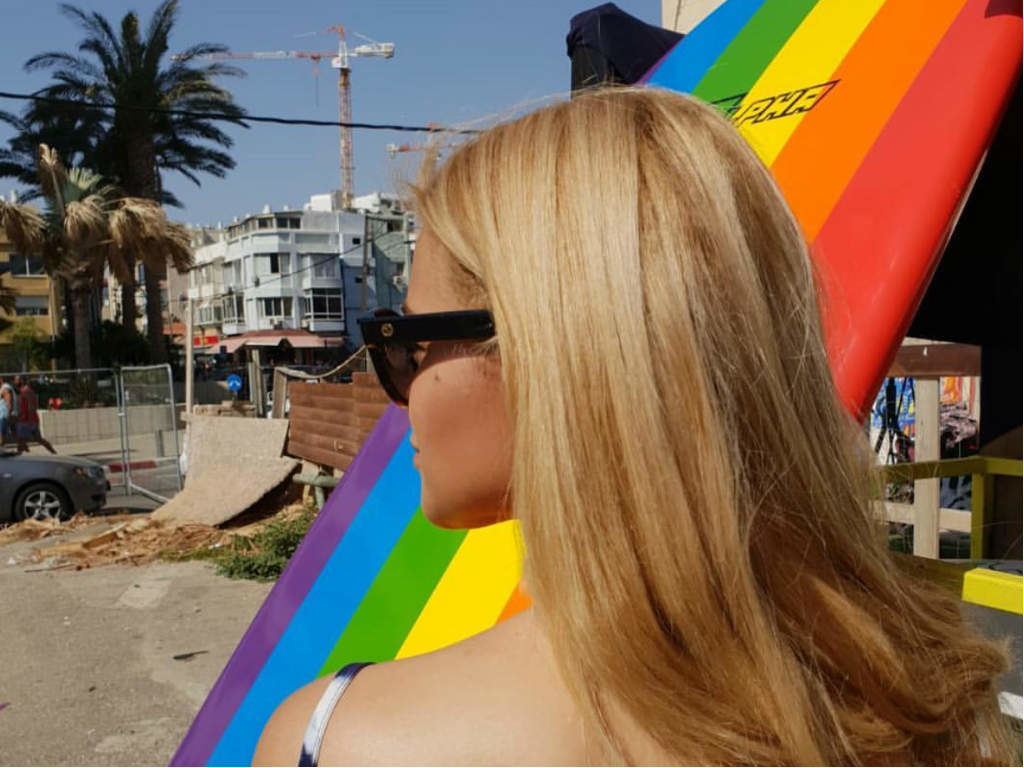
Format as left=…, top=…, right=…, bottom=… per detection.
left=0, top=0, right=658, bottom=226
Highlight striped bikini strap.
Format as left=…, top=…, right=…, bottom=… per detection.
left=297, top=662, right=374, bottom=767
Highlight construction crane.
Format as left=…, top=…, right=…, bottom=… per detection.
left=386, top=131, right=461, bottom=159
left=173, top=27, right=394, bottom=209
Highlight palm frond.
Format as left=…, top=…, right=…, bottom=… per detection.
left=0, top=286, right=16, bottom=315
left=36, top=144, right=68, bottom=201
left=161, top=219, right=194, bottom=273
left=65, top=165, right=110, bottom=198
left=142, top=0, right=178, bottom=78
left=158, top=186, right=183, bottom=208
left=63, top=195, right=108, bottom=245
left=58, top=4, right=127, bottom=78
left=0, top=199, right=46, bottom=255
left=77, top=39, right=121, bottom=84
left=109, top=197, right=194, bottom=273
left=22, top=50, right=103, bottom=82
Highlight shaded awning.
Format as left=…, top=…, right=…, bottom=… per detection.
left=220, top=330, right=345, bottom=354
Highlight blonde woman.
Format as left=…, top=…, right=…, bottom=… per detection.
left=255, top=88, right=1013, bottom=765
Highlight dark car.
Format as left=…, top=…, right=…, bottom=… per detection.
left=0, top=448, right=109, bottom=523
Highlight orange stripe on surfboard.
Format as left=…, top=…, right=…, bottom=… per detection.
left=772, top=0, right=970, bottom=241
left=497, top=582, right=532, bottom=623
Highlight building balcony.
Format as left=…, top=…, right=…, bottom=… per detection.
left=222, top=321, right=247, bottom=336
left=251, top=316, right=299, bottom=332
left=302, top=317, right=344, bottom=333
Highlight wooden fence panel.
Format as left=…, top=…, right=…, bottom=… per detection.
left=286, top=379, right=389, bottom=471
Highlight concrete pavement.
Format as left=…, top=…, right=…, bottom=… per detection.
left=0, top=521, right=272, bottom=766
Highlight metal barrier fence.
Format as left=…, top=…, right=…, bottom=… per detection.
left=0, top=365, right=183, bottom=507
left=118, top=365, right=183, bottom=504
left=0, top=367, right=119, bottom=452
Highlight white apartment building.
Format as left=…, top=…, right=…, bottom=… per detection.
left=187, top=190, right=411, bottom=359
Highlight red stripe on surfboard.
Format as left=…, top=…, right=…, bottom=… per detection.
left=772, top=0, right=969, bottom=242
left=496, top=582, right=532, bottom=623
left=811, top=0, right=1021, bottom=419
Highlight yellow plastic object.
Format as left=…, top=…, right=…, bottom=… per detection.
left=961, top=568, right=1023, bottom=615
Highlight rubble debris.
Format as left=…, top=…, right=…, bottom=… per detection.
left=23, top=501, right=312, bottom=570
left=0, top=513, right=135, bottom=546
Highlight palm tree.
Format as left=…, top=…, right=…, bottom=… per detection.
left=0, top=280, right=17, bottom=336
left=0, top=145, right=193, bottom=370
left=14, top=0, right=245, bottom=361
left=0, top=107, right=104, bottom=203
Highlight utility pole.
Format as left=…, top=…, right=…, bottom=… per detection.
left=184, top=294, right=194, bottom=415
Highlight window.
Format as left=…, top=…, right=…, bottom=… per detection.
left=222, top=262, right=239, bottom=288
left=14, top=296, right=48, bottom=315
left=197, top=302, right=223, bottom=325
left=259, top=297, right=293, bottom=319
left=276, top=216, right=301, bottom=230
left=297, top=253, right=337, bottom=278
left=258, top=217, right=272, bottom=229
left=352, top=237, right=361, bottom=245
left=302, top=253, right=336, bottom=278
left=302, top=288, right=342, bottom=320
left=221, top=293, right=245, bottom=323
left=8, top=252, right=45, bottom=276
left=254, top=253, right=289, bottom=276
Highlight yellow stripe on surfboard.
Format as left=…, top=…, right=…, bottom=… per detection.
left=731, top=0, right=887, bottom=165
left=396, top=520, right=524, bottom=659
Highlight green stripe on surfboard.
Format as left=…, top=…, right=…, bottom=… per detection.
left=319, top=510, right=467, bottom=674
left=692, top=0, right=820, bottom=103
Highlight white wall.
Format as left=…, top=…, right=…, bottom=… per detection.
left=661, top=0, right=720, bottom=32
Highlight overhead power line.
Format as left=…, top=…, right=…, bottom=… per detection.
left=0, top=91, right=478, bottom=134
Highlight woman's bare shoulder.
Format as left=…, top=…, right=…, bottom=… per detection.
left=254, top=609, right=585, bottom=766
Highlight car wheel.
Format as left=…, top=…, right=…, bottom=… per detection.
left=13, top=482, right=73, bottom=523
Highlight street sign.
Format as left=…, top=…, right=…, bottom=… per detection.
left=226, top=374, right=243, bottom=393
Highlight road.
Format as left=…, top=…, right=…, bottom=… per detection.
left=0, top=521, right=273, bottom=766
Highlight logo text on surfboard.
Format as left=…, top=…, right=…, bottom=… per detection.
left=712, top=80, right=839, bottom=126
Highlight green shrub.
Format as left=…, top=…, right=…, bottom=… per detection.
left=165, top=505, right=317, bottom=581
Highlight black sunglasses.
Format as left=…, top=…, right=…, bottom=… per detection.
left=357, top=308, right=496, bottom=406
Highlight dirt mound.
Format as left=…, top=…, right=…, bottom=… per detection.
left=9, top=502, right=311, bottom=570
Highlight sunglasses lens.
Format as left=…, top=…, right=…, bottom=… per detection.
left=379, top=342, right=418, bottom=404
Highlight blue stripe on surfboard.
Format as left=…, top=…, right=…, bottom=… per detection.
left=207, top=435, right=420, bottom=765
left=644, top=0, right=767, bottom=92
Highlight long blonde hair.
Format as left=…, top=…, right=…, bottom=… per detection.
left=413, top=87, right=1012, bottom=765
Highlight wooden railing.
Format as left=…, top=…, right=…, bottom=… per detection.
left=872, top=340, right=1021, bottom=559
left=878, top=456, right=1023, bottom=559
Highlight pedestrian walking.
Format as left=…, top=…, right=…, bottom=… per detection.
left=14, top=375, right=57, bottom=454
left=0, top=377, right=17, bottom=445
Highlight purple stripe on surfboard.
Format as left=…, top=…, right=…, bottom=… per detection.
left=171, top=405, right=410, bottom=766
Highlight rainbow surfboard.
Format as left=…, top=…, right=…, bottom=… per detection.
left=642, top=0, right=1020, bottom=419
left=172, top=407, right=529, bottom=765
left=172, top=1, right=1021, bottom=764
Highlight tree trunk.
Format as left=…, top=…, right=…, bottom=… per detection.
left=124, top=131, right=167, bottom=361
left=144, top=261, right=167, bottom=363
left=120, top=262, right=137, bottom=330
left=71, top=290, right=92, bottom=370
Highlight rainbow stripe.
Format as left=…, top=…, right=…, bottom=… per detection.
left=172, top=408, right=526, bottom=765
left=649, top=0, right=1020, bottom=418
left=173, top=2, right=1020, bottom=764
